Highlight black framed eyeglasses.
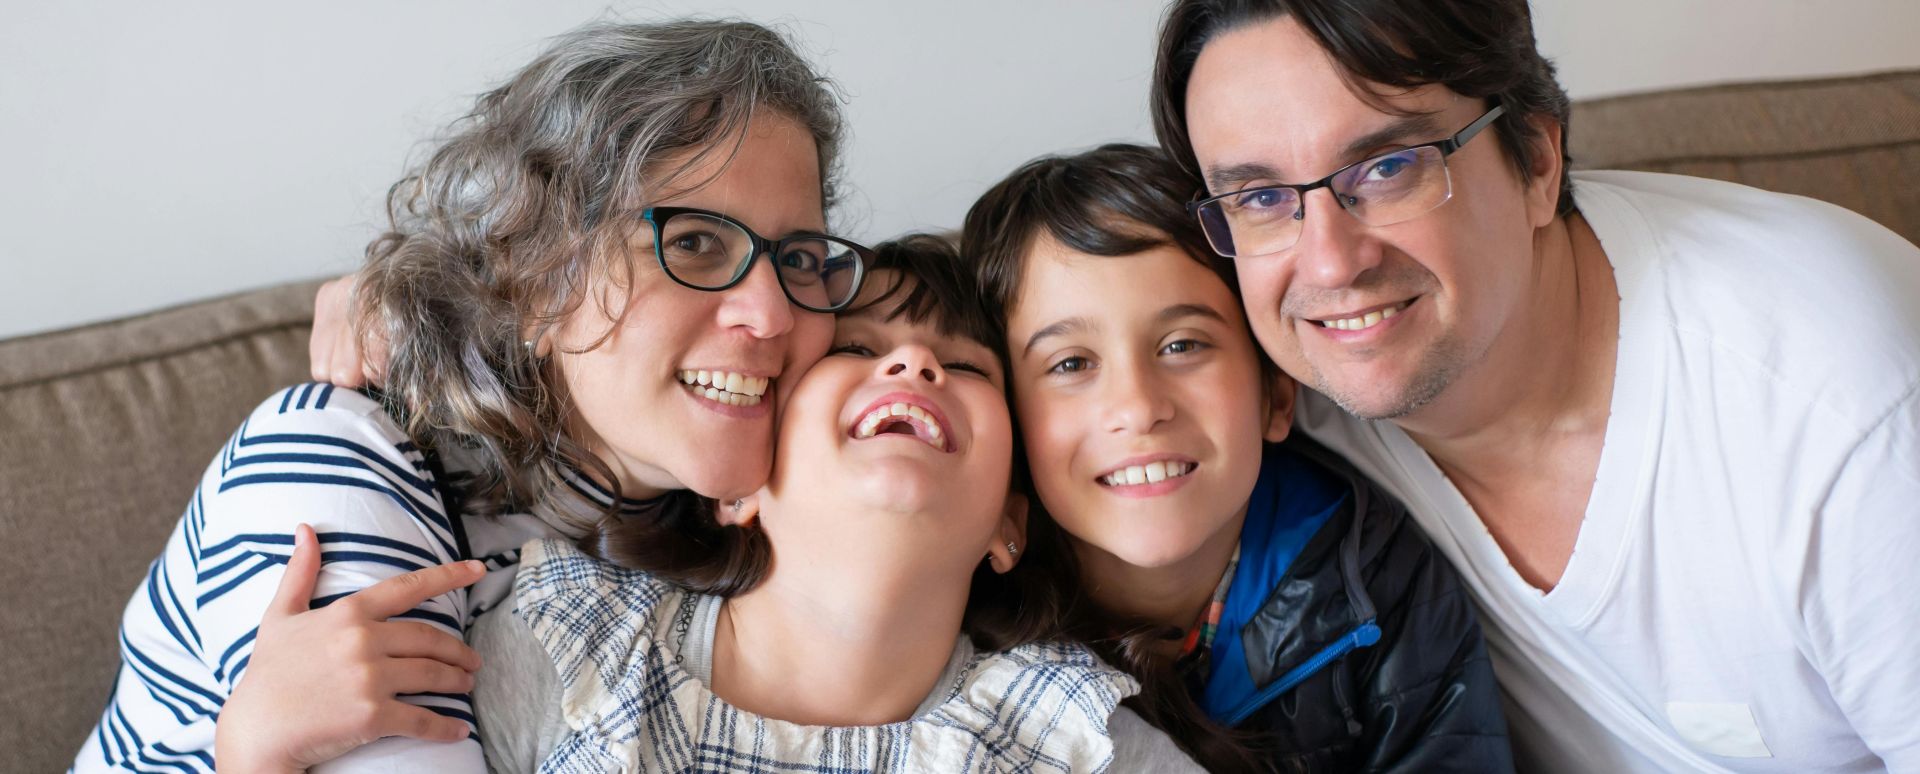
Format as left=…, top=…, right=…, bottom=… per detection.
left=1187, top=103, right=1507, bottom=258
left=635, top=206, right=872, bottom=313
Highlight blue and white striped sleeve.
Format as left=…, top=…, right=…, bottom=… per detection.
left=192, top=383, right=484, bottom=771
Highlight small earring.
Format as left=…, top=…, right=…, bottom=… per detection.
left=731, top=499, right=745, bottom=512
left=1005, top=541, right=1019, bottom=557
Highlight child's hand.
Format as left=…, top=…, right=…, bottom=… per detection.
left=308, top=274, right=389, bottom=388
left=215, top=524, right=486, bottom=773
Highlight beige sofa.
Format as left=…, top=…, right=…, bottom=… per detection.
left=4, top=70, right=1917, bottom=772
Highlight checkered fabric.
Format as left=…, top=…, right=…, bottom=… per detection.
left=513, top=539, right=1141, bottom=773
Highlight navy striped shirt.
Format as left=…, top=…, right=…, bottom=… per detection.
left=71, top=384, right=610, bottom=773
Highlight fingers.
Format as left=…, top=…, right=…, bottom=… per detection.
left=378, top=621, right=483, bottom=672
left=331, top=317, right=367, bottom=389
left=266, top=524, right=323, bottom=620
left=310, top=274, right=380, bottom=388
left=361, top=322, right=391, bottom=386
left=339, top=559, right=487, bottom=620
left=328, top=277, right=367, bottom=389
left=379, top=657, right=478, bottom=697
left=375, top=703, right=473, bottom=745
left=310, top=276, right=349, bottom=383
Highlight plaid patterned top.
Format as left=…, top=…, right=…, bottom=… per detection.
left=513, top=539, right=1141, bottom=774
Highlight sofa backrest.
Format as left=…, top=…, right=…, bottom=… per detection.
left=0, top=280, right=322, bottom=769
left=1571, top=68, right=1920, bottom=246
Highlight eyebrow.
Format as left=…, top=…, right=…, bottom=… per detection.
left=1203, top=113, right=1446, bottom=192
left=1021, top=303, right=1229, bottom=357
left=1159, top=302, right=1229, bottom=326
left=1021, top=316, right=1090, bottom=358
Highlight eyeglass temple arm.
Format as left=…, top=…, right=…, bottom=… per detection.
left=1441, top=103, right=1508, bottom=155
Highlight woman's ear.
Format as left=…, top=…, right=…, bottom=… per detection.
left=520, top=323, right=556, bottom=359
left=717, top=490, right=764, bottom=528
left=985, top=494, right=1030, bottom=574
left=1263, top=370, right=1297, bottom=443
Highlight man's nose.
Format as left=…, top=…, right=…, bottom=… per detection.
left=1289, top=187, right=1385, bottom=290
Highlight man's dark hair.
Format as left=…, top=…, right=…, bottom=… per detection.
left=1151, top=0, right=1576, bottom=216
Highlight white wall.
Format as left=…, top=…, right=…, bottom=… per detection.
left=4, top=0, right=1918, bottom=338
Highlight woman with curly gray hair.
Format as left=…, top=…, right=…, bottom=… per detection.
left=76, top=18, right=871, bottom=773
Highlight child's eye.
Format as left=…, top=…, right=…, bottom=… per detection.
left=829, top=341, right=875, bottom=357
left=1160, top=339, right=1209, bottom=356
left=944, top=360, right=991, bottom=378
left=1047, top=356, right=1093, bottom=375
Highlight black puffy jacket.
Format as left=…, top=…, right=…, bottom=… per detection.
left=1188, top=439, right=1514, bottom=773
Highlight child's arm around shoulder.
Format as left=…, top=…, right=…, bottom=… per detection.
left=219, top=524, right=485, bottom=772
left=189, top=386, right=486, bottom=771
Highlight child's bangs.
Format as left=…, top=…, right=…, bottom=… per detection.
left=845, top=233, right=1001, bottom=352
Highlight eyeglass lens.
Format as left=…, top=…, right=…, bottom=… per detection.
left=657, top=212, right=864, bottom=311
left=1198, top=144, right=1454, bottom=258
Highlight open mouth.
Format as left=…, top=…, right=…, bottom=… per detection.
left=849, top=397, right=951, bottom=452
left=1309, top=298, right=1415, bottom=332
left=677, top=370, right=770, bottom=407
left=1096, top=459, right=1197, bottom=487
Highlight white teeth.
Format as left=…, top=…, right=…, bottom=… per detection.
left=1319, top=301, right=1409, bottom=332
left=851, top=401, right=947, bottom=450
left=1099, top=461, right=1195, bottom=487
left=677, top=369, right=770, bottom=405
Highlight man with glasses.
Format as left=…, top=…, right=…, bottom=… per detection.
left=1153, top=0, right=1920, bottom=771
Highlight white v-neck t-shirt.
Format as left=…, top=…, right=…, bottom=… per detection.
left=1297, top=171, right=1920, bottom=773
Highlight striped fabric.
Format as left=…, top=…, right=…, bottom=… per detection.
left=514, top=539, right=1141, bottom=774
left=71, top=384, right=580, bottom=773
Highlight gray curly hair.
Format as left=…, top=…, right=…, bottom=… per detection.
left=357, top=19, right=845, bottom=518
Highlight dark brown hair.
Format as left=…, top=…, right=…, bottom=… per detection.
left=584, top=233, right=1072, bottom=650
left=961, top=143, right=1271, bottom=771
left=964, top=143, right=1237, bottom=348
left=1151, top=0, right=1576, bottom=216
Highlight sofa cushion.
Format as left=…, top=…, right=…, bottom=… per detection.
left=0, top=279, right=322, bottom=770
left=1571, top=69, right=1920, bottom=246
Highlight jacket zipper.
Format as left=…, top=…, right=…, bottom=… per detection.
left=1221, top=620, right=1382, bottom=726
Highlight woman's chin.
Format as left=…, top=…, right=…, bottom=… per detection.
left=676, top=460, right=773, bottom=502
